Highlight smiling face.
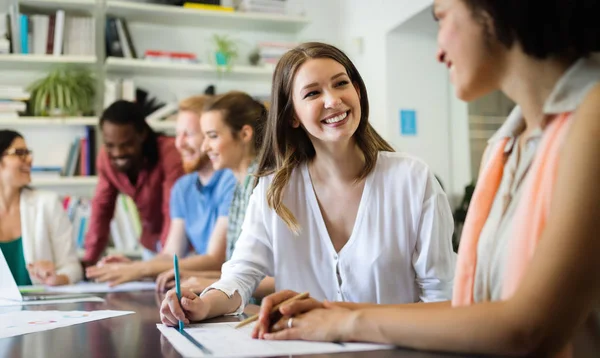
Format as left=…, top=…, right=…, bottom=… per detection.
left=200, top=110, right=251, bottom=171
left=101, top=121, right=146, bottom=173
left=174, top=110, right=209, bottom=173
left=434, top=0, right=506, bottom=101
left=0, top=137, right=32, bottom=188
left=291, top=58, right=361, bottom=145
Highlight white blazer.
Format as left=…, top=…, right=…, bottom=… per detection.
left=20, top=189, right=83, bottom=284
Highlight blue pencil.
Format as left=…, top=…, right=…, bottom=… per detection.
left=174, top=255, right=184, bottom=332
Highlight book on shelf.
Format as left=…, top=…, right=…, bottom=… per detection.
left=143, top=50, right=198, bottom=63
left=146, top=102, right=178, bottom=122
left=256, top=41, right=297, bottom=66
left=234, top=0, right=287, bottom=14
left=182, top=2, right=234, bottom=12
left=0, top=86, right=29, bottom=118
left=105, top=17, right=137, bottom=59
left=60, top=126, right=97, bottom=177
left=62, top=194, right=142, bottom=251
left=104, top=79, right=168, bottom=123
left=3, top=10, right=95, bottom=56
left=104, top=78, right=136, bottom=108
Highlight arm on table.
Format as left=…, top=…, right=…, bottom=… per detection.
left=335, top=86, right=600, bottom=356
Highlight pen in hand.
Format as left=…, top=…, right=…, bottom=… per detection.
left=174, top=255, right=184, bottom=332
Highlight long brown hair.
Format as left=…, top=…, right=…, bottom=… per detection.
left=256, top=42, right=394, bottom=233
left=202, top=91, right=267, bottom=153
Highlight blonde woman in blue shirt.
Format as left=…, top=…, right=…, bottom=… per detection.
left=156, top=91, right=274, bottom=299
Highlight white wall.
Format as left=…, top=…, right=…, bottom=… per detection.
left=385, top=6, right=471, bottom=203
left=337, top=0, right=433, bottom=134
left=337, top=0, right=471, bottom=203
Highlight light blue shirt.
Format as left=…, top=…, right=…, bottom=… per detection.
left=170, top=170, right=236, bottom=255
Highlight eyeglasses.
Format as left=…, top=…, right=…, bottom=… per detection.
left=2, top=148, right=33, bottom=160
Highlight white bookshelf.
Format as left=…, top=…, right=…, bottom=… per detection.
left=19, top=0, right=97, bottom=12
left=0, top=116, right=176, bottom=129
left=105, top=57, right=273, bottom=78
left=0, top=116, right=98, bottom=126
left=2, top=0, right=311, bottom=256
left=31, top=176, right=98, bottom=187
left=105, top=0, right=309, bottom=33
left=0, top=54, right=98, bottom=70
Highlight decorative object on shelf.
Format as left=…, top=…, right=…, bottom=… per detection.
left=212, top=34, right=238, bottom=73
left=204, top=84, right=215, bottom=95
left=27, top=68, right=95, bottom=117
left=248, top=47, right=260, bottom=66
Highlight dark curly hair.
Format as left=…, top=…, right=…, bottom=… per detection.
left=463, top=0, right=600, bottom=59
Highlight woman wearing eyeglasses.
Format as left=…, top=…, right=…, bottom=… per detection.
left=0, top=130, right=82, bottom=286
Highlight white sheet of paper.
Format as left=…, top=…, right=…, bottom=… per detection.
left=0, top=296, right=104, bottom=307
left=0, top=310, right=134, bottom=338
left=45, top=281, right=156, bottom=293
left=157, top=322, right=393, bottom=358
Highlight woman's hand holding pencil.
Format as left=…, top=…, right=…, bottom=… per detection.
left=250, top=290, right=325, bottom=339
left=160, top=289, right=210, bottom=327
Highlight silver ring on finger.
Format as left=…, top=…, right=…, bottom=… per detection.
left=287, top=317, right=294, bottom=329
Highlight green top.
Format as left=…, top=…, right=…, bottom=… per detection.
left=0, top=237, right=32, bottom=286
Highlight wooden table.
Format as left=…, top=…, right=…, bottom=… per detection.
left=0, top=291, right=473, bottom=357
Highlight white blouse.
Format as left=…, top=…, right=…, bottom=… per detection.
left=205, top=152, right=456, bottom=313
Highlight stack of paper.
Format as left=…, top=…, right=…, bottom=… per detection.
left=158, top=322, right=393, bottom=357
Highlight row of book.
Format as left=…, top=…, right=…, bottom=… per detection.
left=105, top=17, right=136, bottom=59
left=63, top=194, right=141, bottom=252
left=257, top=41, right=297, bottom=66
left=1, top=7, right=95, bottom=56
left=32, top=126, right=97, bottom=178
left=0, top=86, right=29, bottom=119
left=105, top=16, right=199, bottom=64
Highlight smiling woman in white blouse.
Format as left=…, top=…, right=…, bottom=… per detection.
left=159, top=42, right=457, bottom=329
left=0, top=130, right=82, bottom=286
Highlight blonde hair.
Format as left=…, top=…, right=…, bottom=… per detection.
left=178, top=95, right=211, bottom=117
left=256, top=42, right=394, bottom=234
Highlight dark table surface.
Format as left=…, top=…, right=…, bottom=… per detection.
left=0, top=291, right=474, bottom=358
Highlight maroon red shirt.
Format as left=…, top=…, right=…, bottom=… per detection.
left=83, top=136, right=184, bottom=263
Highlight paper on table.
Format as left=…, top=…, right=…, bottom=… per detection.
left=0, top=296, right=105, bottom=307
left=45, top=281, right=156, bottom=294
left=157, top=322, right=393, bottom=358
left=0, top=310, right=134, bottom=338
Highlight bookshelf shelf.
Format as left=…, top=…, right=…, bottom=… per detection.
left=32, top=176, right=98, bottom=187
left=0, top=117, right=98, bottom=126
left=105, top=57, right=274, bottom=79
left=105, top=0, right=309, bottom=33
left=19, top=0, right=97, bottom=12
left=0, top=117, right=177, bottom=130
left=0, top=54, right=97, bottom=70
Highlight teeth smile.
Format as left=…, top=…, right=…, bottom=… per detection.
left=323, top=112, right=347, bottom=124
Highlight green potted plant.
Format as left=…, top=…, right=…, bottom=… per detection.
left=27, top=68, right=95, bottom=117
left=212, top=34, right=238, bottom=72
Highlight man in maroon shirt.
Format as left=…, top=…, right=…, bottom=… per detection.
left=81, top=100, right=184, bottom=266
